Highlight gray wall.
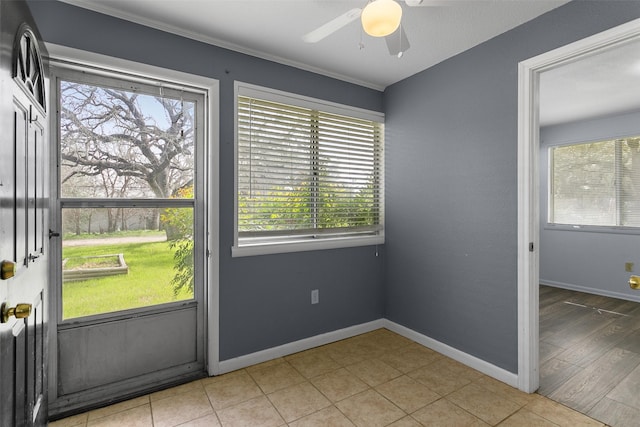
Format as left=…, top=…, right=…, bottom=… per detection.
left=27, top=0, right=385, bottom=361
left=540, top=111, right=640, bottom=302
left=29, top=0, right=640, bottom=374
left=383, top=1, right=640, bottom=373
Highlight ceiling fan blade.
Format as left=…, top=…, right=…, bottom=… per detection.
left=386, top=25, right=410, bottom=57
left=405, top=0, right=451, bottom=6
left=303, top=8, right=362, bottom=43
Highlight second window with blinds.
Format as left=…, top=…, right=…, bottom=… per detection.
left=549, top=136, right=640, bottom=229
left=233, top=83, right=384, bottom=256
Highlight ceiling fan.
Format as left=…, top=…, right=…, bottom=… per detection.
left=303, top=0, right=445, bottom=57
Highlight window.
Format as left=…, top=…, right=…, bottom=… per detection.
left=233, top=83, right=384, bottom=256
left=549, top=136, right=640, bottom=229
left=55, top=67, right=205, bottom=319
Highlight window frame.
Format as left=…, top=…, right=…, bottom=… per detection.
left=52, top=64, right=207, bottom=323
left=547, top=135, right=640, bottom=234
left=232, top=82, right=385, bottom=257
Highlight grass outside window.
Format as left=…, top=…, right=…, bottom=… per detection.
left=62, top=240, right=192, bottom=320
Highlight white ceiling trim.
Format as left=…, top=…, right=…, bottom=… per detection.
left=57, top=0, right=386, bottom=90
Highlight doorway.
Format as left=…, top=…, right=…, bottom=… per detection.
left=46, top=49, right=220, bottom=417
left=517, top=13, right=640, bottom=399
left=534, top=23, right=640, bottom=426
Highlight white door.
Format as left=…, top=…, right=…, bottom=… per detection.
left=0, top=6, right=49, bottom=426
left=49, top=64, right=208, bottom=416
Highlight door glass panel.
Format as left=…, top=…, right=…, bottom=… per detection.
left=58, top=76, right=198, bottom=320
left=59, top=81, right=195, bottom=199
left=61, top=207, right=194, bottom=320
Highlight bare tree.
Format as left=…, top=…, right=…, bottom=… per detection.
left=60, top=82, right=194, bottom=200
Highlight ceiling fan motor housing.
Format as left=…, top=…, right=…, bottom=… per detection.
left=361, top=0, right=403, bottom=37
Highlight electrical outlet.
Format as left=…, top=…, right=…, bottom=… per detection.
left=626, top=262, right=634, bottom=272
left=311, top=289, right=319, bottom=305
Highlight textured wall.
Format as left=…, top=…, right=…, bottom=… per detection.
left=383, top=1, right=640, bottom=373
left=28, top=0, right=640, bottom=373
left=27, top=0, right=385, bottom=361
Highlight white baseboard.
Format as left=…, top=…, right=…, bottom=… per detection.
left=540, top=280, right=640, bottom=303
left=382, top=320, right=519, bottom=388
left=215, top=318, right=519, bottom=391
left=216, top=319, right=385, bottom=374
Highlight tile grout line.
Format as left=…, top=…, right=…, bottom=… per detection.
left=53, top=327, right=607, bottom=427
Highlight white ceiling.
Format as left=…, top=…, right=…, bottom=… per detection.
left=59, top=0, right=570, bottom=90
left=539, top=36, right=640, bottom=126
left=57, top=0, right=640, bottom=125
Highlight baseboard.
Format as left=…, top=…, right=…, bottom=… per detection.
left=382, top=320, right=519, bottom=389
left=215, top=317, right=519, bottom=390
left=217, top=319, right=385, bottom=374
left=540, top=280, right=640, bottom=303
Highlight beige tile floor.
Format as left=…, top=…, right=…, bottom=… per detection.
left=50, top=329, right=606, bottom=427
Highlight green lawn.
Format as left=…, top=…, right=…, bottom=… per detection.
left=62, top=241, right=192, bottom=319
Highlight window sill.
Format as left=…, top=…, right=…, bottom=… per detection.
left=232, top=234, right=384, bottom=257
left=544, top=223, right=640, bottom=235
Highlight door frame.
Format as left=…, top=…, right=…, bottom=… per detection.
left=517, top=17, right=640, bottom=393
left=46, top=43, right=221, bottom=406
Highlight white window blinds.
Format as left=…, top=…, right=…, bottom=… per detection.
left=550, top=137, right=640, bottom=228
left=237, top=93, right=383, bottom=243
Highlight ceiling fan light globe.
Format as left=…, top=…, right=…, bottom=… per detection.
left=361, top=0, right=403, bottom=37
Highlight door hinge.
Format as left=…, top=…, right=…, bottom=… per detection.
left=206, top=249, right=211, bottom=258
left=529, top=242, right=534, bottom=252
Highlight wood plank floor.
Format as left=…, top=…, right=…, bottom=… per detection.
left=539, top=285, right=640, bottom=427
